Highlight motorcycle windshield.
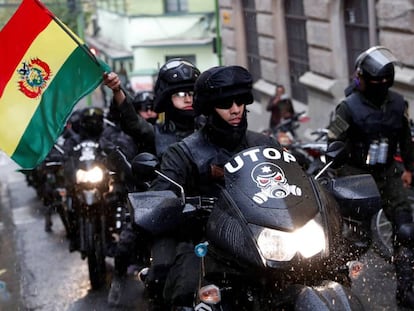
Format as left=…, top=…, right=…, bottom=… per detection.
left=223, top=146, right=320, bottom=231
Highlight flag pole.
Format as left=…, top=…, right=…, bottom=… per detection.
left=34, top=0, right=101, bottom=68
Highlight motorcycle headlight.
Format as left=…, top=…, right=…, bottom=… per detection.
left=257, top=217, right=326, bottom=262
left=76, top=166, right=104, bottom=184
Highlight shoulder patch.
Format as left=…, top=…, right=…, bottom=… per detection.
left=328, top=115, right=349, bottom=139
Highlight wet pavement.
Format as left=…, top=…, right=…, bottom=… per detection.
left=0, top=148, right=408, bottom=311
left=0, top=151, right=146, bottom=310
left=0, top=152, right=21, bottom=310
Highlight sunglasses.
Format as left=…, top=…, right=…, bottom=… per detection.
left=173, top=91, right=194, bottom=98
left=215, top=94, right=250, bottom=109
left=138, top=104, right=154, bottom=112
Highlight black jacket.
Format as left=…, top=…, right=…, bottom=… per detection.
left=117, top=97, right=156, bottom=154
left=150, top=126, right=280, bottom=197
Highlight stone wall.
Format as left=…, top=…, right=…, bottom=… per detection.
left=218, top=0, right=414, bottom=135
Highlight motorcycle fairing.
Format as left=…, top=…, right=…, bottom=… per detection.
left=329, top=174, right=381, bottom=220
left=207, top=189, right=334, bottom=269
left=206, top=188, right=265, bottom=267
left=223, top=146, right=320, bottom=231
left=206, top=147, right=335, bottom=267
left=72, top=140, right=109, bottom=191
left=127, top=190, right=185, bottom=236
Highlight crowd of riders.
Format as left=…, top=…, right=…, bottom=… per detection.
left=30, top=46, right=414, bottom=309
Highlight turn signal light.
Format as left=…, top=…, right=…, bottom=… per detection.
left=198, top=284, right=221, bottom=304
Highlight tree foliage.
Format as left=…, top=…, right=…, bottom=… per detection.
left=0, top=0, right=91, bottom=37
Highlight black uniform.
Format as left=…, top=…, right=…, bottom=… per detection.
left=328, top=88, right=414, bottom=307
left=109, top=61, right=201, bottom=284
left=116, top=97, right=156, bottom=154
left=111, top=96, right=199, bottom=270
left=328, top=89, right=414, bottom=223
left=149, top=116, right=280, bottom=306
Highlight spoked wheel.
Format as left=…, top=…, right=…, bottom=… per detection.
left=371, top=209, right=394, bottom=261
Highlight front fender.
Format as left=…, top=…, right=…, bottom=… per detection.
left=294, top=281, right=364, bottom=311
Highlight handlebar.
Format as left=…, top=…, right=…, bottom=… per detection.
left=310, top=128, right=329, bottom=142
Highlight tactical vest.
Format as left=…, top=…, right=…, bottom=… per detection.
left=344, top=90, right=405, bottom=167
left=154, top=122, right=193, bottom=159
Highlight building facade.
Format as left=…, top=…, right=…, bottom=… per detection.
left=218, top=0, right=414, bottom=136
left=87, top=0, right=220, bottom=92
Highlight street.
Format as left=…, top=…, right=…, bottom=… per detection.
left=0, top=149, right=407, bottom=311
left=0, top=151, right=146, bottom=310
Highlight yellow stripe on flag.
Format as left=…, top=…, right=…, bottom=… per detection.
left=0, top=21, right=78, bottom=155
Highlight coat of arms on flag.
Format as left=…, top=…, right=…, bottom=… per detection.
left=17, top=58, right=52, bottom=98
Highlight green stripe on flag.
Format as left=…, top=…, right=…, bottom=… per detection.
left=12, top=46, right=109, bottom=168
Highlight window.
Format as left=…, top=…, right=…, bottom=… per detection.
left=284, top=0, right=309, bottom=104
left=242, top=0, right=261, bottom=100
left=165, top=0, right=188, bottom=13
left=344, top=0, right=373, bottom=80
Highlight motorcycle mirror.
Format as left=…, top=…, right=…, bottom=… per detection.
left=325, top=141, right=345, bottom=159
left=131, top=152, right=187, bottom=205
left=131, top=152, right=159, bottom=181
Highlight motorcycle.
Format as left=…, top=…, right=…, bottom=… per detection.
left=263, top=111, right=328, bottom=172
left=127, top=142, right=381, bottom=310
left=18, top=143, right=69, bottom=233
left=40, top=147, right=69, bottom=234
left=63, top=138, right=123, bottom=289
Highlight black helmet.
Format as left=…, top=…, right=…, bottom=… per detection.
left=132, top=91, right=155, bottom=113
left=67, top=109, right=82, bottom=134
left=80, top=107, right=104, bottom=137
left=355, top=46, right=397, bottom=87
left=153, top=58, right=200, bottom=113
left=193, top=65, right=254, bottom=116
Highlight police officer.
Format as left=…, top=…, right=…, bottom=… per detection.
left=131, top=90, right=158, bottom=125
left=62, top=107, right=105, bottom=155
left=104, top=58, right=201, bottom=158
left=103, top=58, right=202, bottom=306
left=148, top=65, right=280, bottom=307
left=62, top=107, right=106, bottom=251
left=151, top=58, right=203, bottom=156
left=327, top=46, right=414, bottom=308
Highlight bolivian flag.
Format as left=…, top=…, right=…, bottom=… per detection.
left=0, top=0, right=109, bottom=169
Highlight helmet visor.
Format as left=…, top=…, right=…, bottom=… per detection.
left=361, top=46, right=398, bottom=77
left=164, top=59, right=195, bottom=70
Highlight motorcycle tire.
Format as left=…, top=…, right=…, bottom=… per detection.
left=44, top=205, right=53, bottom=232
left=370, top=209, right=393, bottom=262
left=56, top=203, right=71, bottom=237
left=86, top=219, right=107, bottom=290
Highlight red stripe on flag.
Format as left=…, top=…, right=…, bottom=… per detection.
left=0, top=0, right=52, bottom=97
